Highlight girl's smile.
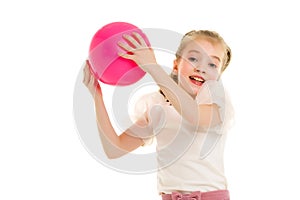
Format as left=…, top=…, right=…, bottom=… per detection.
left=174, top=38, right=224, bottom=98
left=189, top=75, right=205, bottom=86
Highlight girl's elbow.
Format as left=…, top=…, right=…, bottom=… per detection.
left=106, top=154, right=119, bottom=160
left=106, top=153, right=122, bottom=159
left=104, top=149, right=128, bottom=159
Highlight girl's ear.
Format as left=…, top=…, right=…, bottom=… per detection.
left=171, top=59, right=179, bottom=84
left=173, top=59, right=178, bottom=72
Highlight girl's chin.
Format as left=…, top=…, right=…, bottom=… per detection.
left=185, top=87, right=200, bottom=98
left=179, top=80, right=202, bottom=97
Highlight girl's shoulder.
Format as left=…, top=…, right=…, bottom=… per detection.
left=131, top=91, right=166, bottom=118
left=196, top=80, right=231, bottom=107
left=136, top=91, right=166, bottom=106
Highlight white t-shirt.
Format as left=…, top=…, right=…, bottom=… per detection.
left=126, top=80, right=234, bottom=194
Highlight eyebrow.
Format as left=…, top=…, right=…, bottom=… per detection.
left=188, top=50, right=221, bottom=62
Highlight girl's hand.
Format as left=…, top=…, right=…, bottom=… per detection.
left=83, top=60, right=102, bottom=97
left=117, top=32, right=157, bottom=72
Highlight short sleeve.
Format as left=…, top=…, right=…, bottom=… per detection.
left=126, top=92, right=166, bottom=146
left=196, top=80, right=227, bottom=125
left=196, top=80, right=225, bottom=107
left=196, top=80, right=235, bottom=132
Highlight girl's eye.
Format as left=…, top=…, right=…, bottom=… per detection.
left=188, top=57, right=198, bottom=62
left=208, top=63, right=217, bottom=68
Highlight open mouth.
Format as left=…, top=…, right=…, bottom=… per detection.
left=189, top=76, right=205, bottom=86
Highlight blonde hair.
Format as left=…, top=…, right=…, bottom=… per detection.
left=176, top=30, right=231, bottom=73
left=161, top=30, right=232, bottom=98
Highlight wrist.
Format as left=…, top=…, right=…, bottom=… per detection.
left=143, top=63, right=162, bottom=74
left=93, top=85, right=102, bottom=98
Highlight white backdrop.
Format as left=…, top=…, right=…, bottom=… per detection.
left=1, top=0, right=300, bottom=199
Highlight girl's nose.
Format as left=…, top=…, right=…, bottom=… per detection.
left=194, top=65, right=206, bottom=74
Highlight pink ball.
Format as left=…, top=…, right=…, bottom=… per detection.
left=88, top=22, right=150, bottom=86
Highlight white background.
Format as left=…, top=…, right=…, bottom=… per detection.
left=1, top=0, right=300, bottom=199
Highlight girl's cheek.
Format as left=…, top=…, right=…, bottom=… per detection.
left=208, top=68, right=221, bottom=80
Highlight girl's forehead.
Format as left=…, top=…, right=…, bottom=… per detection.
left=186, top=38, right=221, bottom=50
left=183, top=38, right=224, bottom=59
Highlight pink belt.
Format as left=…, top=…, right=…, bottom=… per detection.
left=161, top=190, right=229, bottom=200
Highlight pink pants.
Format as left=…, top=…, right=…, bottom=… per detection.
left=161, top=190, right=229, bottom=200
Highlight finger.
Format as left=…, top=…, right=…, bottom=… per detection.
left=83, top=64, right=88, bottom=76
left=123, top=34, right=141, bottom=48
left=83, top=61, right=88, bottom=74
left=83, top=62, right=93, bottom=85
left=118, top=51, right=134, bottom=60
left=89, top=74, right=95, bottom=86
left=86, top=60, right=94, bottom=74
left=86, top=59, right=91, bottom=67
left=83, top=63, right=89, bottom=84
left=132, top=32, right=148, bottom=47
left=118, top=41, right=135, bottom=52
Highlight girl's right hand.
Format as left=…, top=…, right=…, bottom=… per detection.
left=117, top=32, right=158, bottom=72
left=83, top=60, right=102, bottom=97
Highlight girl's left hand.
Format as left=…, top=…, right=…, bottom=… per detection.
left=83, top=60, right=102, bottom=97
left=117, top=32, right=157, bottom=72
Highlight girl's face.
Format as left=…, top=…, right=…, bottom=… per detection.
left=174, top=38, right=224, bottom=98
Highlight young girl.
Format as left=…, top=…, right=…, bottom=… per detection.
left=83, top=29, right=233, bottom=200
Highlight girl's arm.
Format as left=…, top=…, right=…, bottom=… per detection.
left=118, top=33, right=221, bottom=127
left=83, top=61, right=144, bottom=159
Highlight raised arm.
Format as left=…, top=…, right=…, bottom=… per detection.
left=118, top=33, right=221, bottom=127
left=83, top=61, right=144, bottom=159
left=144, top=66, right=221, bottom=128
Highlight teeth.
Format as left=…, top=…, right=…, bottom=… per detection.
left=190, top=76, right=204, bottom=82
left=194, top=77, right=203, bottom=82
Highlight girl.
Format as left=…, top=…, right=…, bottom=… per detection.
left=83, top=29, right=233, bottom=200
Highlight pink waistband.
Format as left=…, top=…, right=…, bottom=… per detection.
left=161, top=190, right=229, bottom=200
